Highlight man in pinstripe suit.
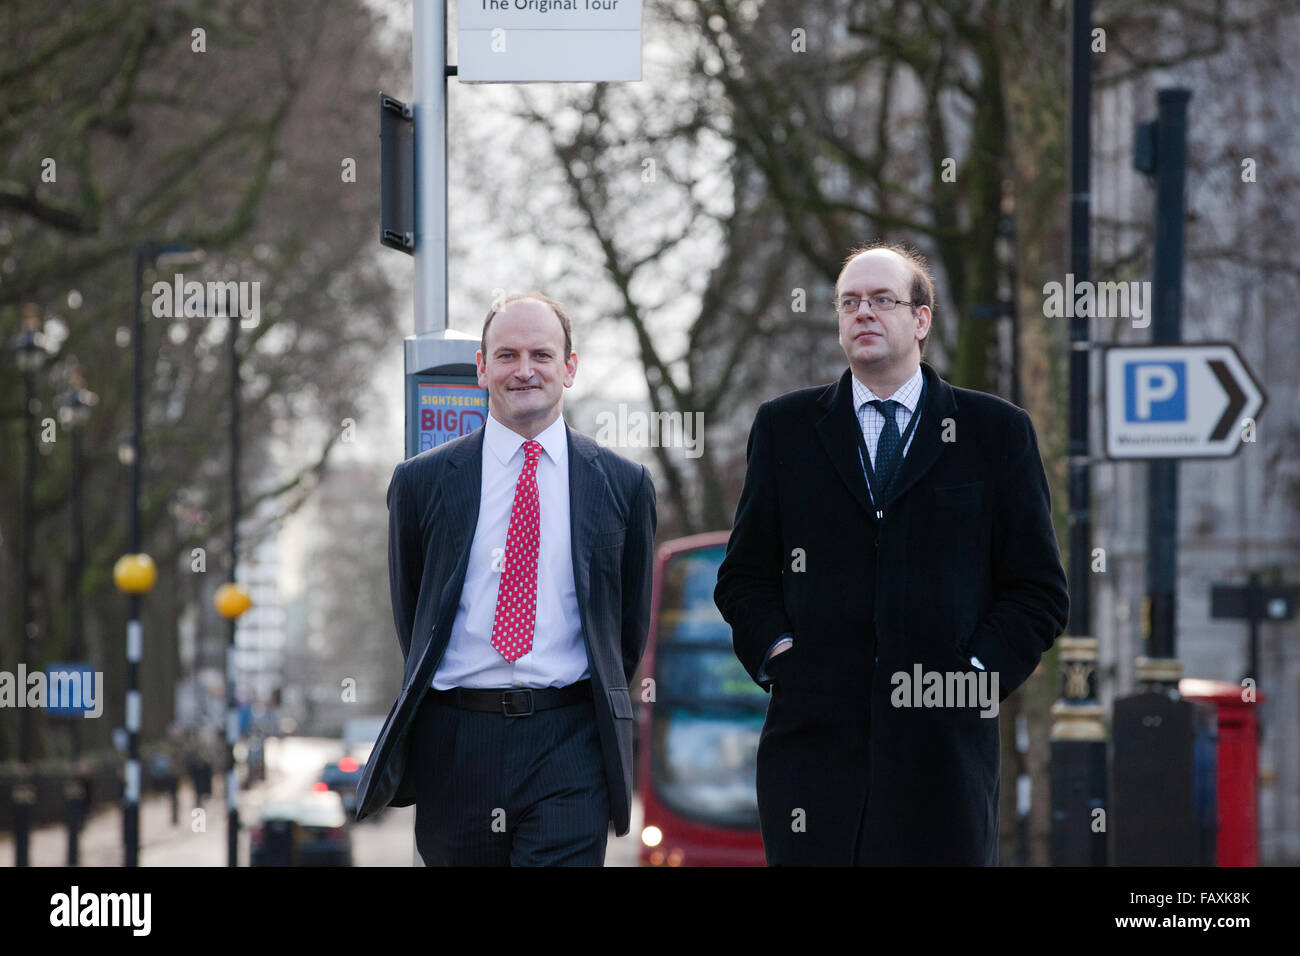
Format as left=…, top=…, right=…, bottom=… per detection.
left=354, top=292, right=657, bottom=866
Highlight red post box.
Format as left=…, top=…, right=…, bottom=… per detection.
left=1180, top=678, right=1265, bottom=866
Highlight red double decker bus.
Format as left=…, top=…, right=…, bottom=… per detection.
left=634, top=532, right=766, bottom=866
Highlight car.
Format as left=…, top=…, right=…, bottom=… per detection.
left=250, top=791, right=352, bottom=867
left=316, top=756, right=364, bottom=816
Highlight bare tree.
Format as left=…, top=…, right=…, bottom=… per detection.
left=0, top=0, right=403, bottom=757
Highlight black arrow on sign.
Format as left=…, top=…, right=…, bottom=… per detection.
left=1208, top=358, right=1246, bottom=441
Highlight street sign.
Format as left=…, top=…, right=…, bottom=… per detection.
left=379, top=93, right=415, bottom=253
left=1104, top=343, right=1266, bottom=459
left=457, top=0, right=643, bottom=82
left=1210, top=575, right=1296, bottom=688
left=414, top=379, right=487, bottom=452
left=1211, top=583, right=1297, bottom=622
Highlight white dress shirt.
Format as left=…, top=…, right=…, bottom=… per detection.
left=432, top=413, right=588, bottom=690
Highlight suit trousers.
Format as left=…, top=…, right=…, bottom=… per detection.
left=410, top=687, right=610, bottom=866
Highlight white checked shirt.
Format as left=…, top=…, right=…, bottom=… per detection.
left=852, top=365, right=924, bottom=481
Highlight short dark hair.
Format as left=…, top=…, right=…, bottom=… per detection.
left=480, top=291, right=573, bottom=359
left=836, top=242, right=936, bottom=357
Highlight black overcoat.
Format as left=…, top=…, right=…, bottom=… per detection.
left=714, top=363, right=1068, bottom=865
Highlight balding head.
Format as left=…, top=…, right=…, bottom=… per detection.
left=835, top=243, right=935, bottom=357
left=481, top=292, right=572, bottom=360
left=476, top=291, right=578, bottom=439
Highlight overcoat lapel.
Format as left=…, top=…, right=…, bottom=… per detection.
left=815, top=372, right=876, bottom=519
left=879, top=363, right=956, bottom=510
left=815, top=363, right=956, bottom=518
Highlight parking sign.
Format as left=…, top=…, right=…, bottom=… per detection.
left=1125, top=361, right=1186, bottom=422
left=1104, top=344, right=1266, bottom=459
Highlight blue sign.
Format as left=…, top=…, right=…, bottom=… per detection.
left=45, top=662, right=97, bottom=717
left=417, top=381, right=488, bottom=451
left=1125, top=361, right=1186, bottom=422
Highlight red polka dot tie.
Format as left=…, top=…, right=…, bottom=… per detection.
left=491, top=439, right=542, bottom=662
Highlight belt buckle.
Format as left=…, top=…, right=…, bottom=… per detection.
left=501, top=689, right=534, bottom=717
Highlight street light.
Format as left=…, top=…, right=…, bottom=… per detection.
left=215, top=580, right=252, bottom=867
left=55, top=364, right=98, bottom=865
left=219, top=290, right=246, bottom=868
left=8, top=303, right=51, bottom=867
left=119, top=241, right=203, bottom=866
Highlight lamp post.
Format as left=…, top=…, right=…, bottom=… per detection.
left=1051, top=0, right=1108, bottom=868
left=8, top=303, right=50, bottom=867
left=216, top=293, right=249, bottom=867
left=215, top=582, right=251, bottom=866
left=112, top=551, right=154, bottom=866
left=117, top=241, right=203, bottom=866
left=56, top=365, right=97, bottom=865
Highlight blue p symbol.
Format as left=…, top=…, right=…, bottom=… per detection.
left=1125, top=361, right=1186, bottom=422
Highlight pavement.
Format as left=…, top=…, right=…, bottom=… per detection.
left=0, top=777, right=263, bottom=868
left=0, top=736, right=643, bottom=866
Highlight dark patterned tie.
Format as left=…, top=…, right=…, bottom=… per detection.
left=869, top=399, right=900, bottom=492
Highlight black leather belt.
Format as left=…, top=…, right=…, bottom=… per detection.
left=429, top=680, right=593, bottom=717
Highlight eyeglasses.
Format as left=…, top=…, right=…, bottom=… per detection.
left=834, top=293, right=914, bottom=315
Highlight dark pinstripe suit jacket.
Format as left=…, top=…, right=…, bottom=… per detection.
left=354, top=422, right=657, bottom=836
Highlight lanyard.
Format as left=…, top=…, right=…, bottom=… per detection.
left=855, top=378, right=924, bottom=516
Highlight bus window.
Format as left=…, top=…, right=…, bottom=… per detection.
left=649, top=544, right=766, bottom=830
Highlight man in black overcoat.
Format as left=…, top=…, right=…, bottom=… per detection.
left=714, top=243, right=1069, bottom=865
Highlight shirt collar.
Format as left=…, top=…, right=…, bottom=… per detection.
left=485, top=412, right=567, bottom=467
left=852, top=365, right=924, bottom=413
